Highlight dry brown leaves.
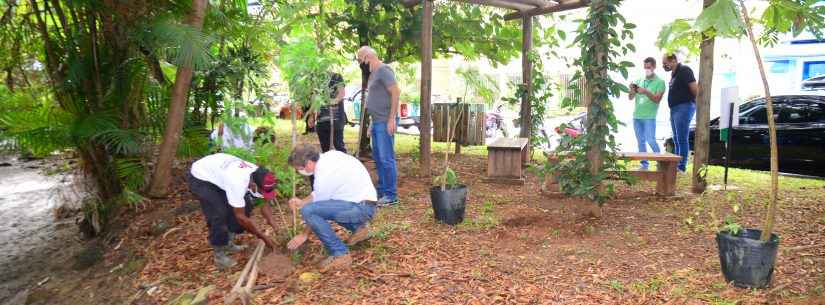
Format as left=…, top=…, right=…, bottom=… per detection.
left=109, top=152, right=825, bottom=305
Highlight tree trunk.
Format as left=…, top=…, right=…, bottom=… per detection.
left=419, top=0, right=433, bottom=177
left=737, top=1, right=779, bottom=242
left=4, top=67, right=13, bottom=91
left=692, top=0, right=715, bottom=194
left=147, top=0, right=208, bottom=198
left=520, top=15, right=533, bottom=161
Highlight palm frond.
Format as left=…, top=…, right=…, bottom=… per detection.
left=94, top=129, right=145, bottom=155
left=114, top=157, right=146, bottom=190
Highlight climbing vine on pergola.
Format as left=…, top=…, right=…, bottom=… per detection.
left=404, top=0, right=591, bottom=177
left=408, top=0, right=631, bottom=205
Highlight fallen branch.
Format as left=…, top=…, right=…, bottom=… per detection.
left=162, top=227, right=181, bottom=240
left=370, top=273, right=413, bottom=282
left=768, top=281, right=792, bottom=294
left=252, top=282, right=284, bottom=291
left=225, top=241, right=265, bottom=305
left=783, top=243, right=824, bottom=252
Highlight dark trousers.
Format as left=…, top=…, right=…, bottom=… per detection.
left=188, top=173, right=253, bottom=246
left=316, top=121, right=347, bottom=153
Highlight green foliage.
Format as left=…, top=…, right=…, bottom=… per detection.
left=456, top=66, right=499, bottom=106
left=432, top=167, right=459, bottom=189
left=657, top=19, right=703, bottom=57
left=277, top=35, right=337, bottom=116
left=761, top=0, right=825, bottom=38
left=503, top=51, right=555, bottom=149
left=721, top=216, right=742, bottom=235
left=549, top=0, right=635, bottom=205
left=695, top=0, right=746, bottom=37
left=658, top=0, right=825, bottom=55
left=311, top=1, right=554, bottom=65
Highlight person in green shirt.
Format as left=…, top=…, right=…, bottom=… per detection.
left=628, top=57, right=666, bottom=170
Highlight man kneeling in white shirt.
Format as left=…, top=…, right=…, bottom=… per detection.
left=285, top=144, right=377, bottom=272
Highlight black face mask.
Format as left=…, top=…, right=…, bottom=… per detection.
left=663, top=63, right=672, bottom=72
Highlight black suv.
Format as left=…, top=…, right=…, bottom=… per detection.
left=672, top=94, right=825, bottom=177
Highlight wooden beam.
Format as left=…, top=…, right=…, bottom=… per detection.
left=401, top=0, right=419, bottom=8
left=519, top=15, right=533, bottom=158
left=455, top=0, right=536, bottom=11
left=420, top=0, right=434, bottom=177
left=508, top=0, right=558, bottom=8
left=504, top=0, right=588, bottom=20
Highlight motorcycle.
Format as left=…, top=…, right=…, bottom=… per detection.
left=485, top=105, right=506, bottom=138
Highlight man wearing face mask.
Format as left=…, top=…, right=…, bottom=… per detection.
left=356, top=45, right=400, bottom=206
left=628, top=57, right=666, bottom=171
left=662, top=53, right=699, bottom=173
left=188, top=153, right=280, bottom=269
left=285, top=144, right=377, bottom=272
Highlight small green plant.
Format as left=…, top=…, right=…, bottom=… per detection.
left=721, top=216, right=742, bottom=235
left=432, top=168, right=458, bottom=188
left=607, top=279, right=625, bottom=293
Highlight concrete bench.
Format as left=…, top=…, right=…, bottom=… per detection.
left=544, top=152, right=682, bottom=196
left=616, top=152, right=682, bottom=196
left=484, top=137, right=529, bottom=184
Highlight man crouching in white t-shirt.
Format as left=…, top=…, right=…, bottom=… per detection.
left=188, top=153, right=280, bottom=269
left=285, top=144, right=377, bottom=273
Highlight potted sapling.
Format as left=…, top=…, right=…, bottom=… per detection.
left=430, top=102, right=468, bottom=225
left=715, top=1, right=782, bottom=289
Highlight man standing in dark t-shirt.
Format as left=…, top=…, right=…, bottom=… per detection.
left=662, top=53, right=699, bottom=173
left=313, top=72, right=347, bottom=153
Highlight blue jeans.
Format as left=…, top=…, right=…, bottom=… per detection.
left=371, top=118, right=398, bottom=200
left=670, top=102, right=696, bottom=172
left=633, top=118, right=660, bottom=169
left=300, top=200, right=375, bottom=257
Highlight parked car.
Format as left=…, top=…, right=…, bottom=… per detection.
left=801, top=75, right=825, bottom=91
left=398, top=102, right=420, bottom=129
left=668, top=93, right=825, bottom=177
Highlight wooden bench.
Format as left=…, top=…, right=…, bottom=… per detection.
left=616, top=152, right=682, bottom=196
left=484, top=137, right=529, bottom=184
left=543, top=152, right=682, bottom=196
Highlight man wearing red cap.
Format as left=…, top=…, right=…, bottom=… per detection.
left=188, top=153, right=279, bottom=269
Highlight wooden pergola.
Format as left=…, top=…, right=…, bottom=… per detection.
left=403, top=0, right=591, bottom=176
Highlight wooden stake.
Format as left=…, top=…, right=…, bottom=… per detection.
left=225, top=241, right=265, bottom=305
left=738, top=0, right=779, bottom=242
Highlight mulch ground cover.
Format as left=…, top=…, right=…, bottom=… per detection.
left=95, top=139, right=824, bottom=305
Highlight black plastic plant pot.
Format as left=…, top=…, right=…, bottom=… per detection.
left=430, top=185, right=468, bottom=225
left=716, top=229, right=780, bottom=289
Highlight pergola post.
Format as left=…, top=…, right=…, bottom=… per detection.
left=420, top=0, right=434, bottom=177
left=519, top=15, right=533, bottom=159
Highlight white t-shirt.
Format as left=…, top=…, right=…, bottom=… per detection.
left=311, top=151, right=377, bottom=203
left=210, top=123, right=254, bottom=150
left=191, top=153, right=258, bottom=208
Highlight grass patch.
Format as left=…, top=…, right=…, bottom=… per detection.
left=371, top=221, right=412, bottom=240
left=458, top=201, right=499, bottom=231
left=607, top=279, right=625, bottom=293
left=629, top=276, right=664, bottom=295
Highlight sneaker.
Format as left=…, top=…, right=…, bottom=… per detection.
left=346, top=224, right=371, bottom=246
left=319, top=254, right=352, bottom=273
left=376, top=196, right=399, bottom=207
left=212, top=245, right=237, bottom=270
left=227, top=233, right=247, bottom=253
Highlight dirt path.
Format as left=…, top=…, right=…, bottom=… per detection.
left=0, top=156, right=84, bottom=304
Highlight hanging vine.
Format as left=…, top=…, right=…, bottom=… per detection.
left=546, top=0, right=636, bottom=205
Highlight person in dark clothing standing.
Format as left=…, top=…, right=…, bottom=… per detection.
left=314, top=72, right=348, bottom=152
left=662, top=53, right=700, bottom=173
